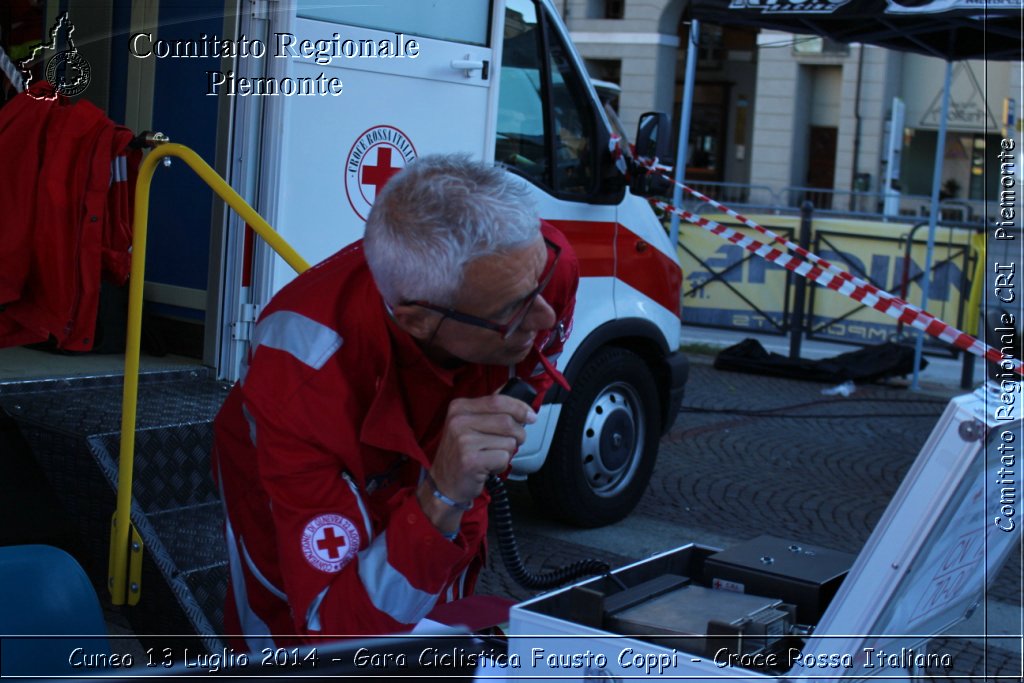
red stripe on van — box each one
[547,220,681,317]
[615,226,682,316]
[546,220,616,277]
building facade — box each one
[559,0,1021,220]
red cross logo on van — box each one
[361,148,402,195]
[345,125,418,221]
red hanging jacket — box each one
[0,82,139,350]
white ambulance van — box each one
[219,0,688,527]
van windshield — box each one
[496,0,599,197]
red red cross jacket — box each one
[0,81,138,350]
[212,222,578,648]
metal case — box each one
[607,584,795,656]
[703,535,855,623]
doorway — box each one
[805,125,837,209]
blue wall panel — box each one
[145,1,224,320]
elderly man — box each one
[212,154,578,647]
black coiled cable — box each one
[486,475,609,590]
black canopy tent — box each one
[688,0,1022,387]
[688,0,1021,61]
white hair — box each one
[363,153,540,307]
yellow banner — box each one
[678,215,976,345]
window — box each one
[697,24,724,67]
[297,0,491,46]
[547,23,598,194]
[678,83,729,181]
[791,36,850,56]
[585,59,622,111]
[586,0,625,19]
[901,130,1000,202]
[497,0,599,198]
[497,0,547,187]
[604,0,625,19]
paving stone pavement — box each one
[480,357,1023,680]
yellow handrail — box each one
[109,142,310,605]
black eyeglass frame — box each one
[403,238,561,340]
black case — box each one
[703,534,855,623]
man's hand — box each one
[417,394,537,535]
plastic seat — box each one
[0,544,111,677]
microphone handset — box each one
[485,378,609,590]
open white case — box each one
[509,383,1021,681]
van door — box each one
[493,0,622,464]
[222,1,498,380]
[495,0,621,361]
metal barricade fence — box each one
[805,221,978,353]
[680,179,779,210]
[670,197,986,386]
[680,181,989,225]
[780,186,877,213]
[780,187,988,224]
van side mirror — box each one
[635,112,672,161]
[631,112,674,197]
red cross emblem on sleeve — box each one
[301,514,361,573]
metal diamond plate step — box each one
[0,368,231,652]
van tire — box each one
[528,346,659,527]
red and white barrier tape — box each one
[645,158,857,285]
[609,135,628,176]
[647,188,1021,377]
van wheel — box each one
[528,347,659,528]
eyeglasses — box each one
[405,238,561,339]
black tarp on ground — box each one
[714,338,927,384]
